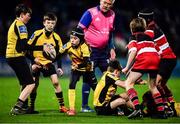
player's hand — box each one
[57,68,64,76]
[122,67,128,74]
[72,63,78,70]
[34,58,41,65]
[32,64,41,72]
[110,49,116,60]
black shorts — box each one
[7,56,34,85]
[69,70,97,90]
[32,63,57,77]
[158,58,177,80]
[94,95,120,115]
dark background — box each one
[0,0,180,58]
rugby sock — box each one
[82,83,90,107]
[15,98,25,108]
[55,92,65,107]
[30,92,37,109]
[163,85,175,103]
[127,88,140,110]
[157,85,167,104]
[68,89,75,110]
[152,92,165,113]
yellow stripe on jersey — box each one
[93,71,119,107]
[6,19,28,58]
[28,29,62,65]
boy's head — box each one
[43,12,57,32]
[15,4,32,24]
[70,27,84,47]
[130,17,146,33]
[108,59,122,73]
[138,8,154,24]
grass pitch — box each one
[0,76,180,123]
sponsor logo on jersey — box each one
[18,25,27,33]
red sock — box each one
[152,93,165,112]
[127,88,140,110]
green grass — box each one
[0,76,180,123]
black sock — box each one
[15,99,25,108]
[55,92,64,106]
[30,92,37,109]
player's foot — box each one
[165,105,174,117]
[81,106,94,113]
[59,106,68,113]
[117,107,124,116]
[26,106,39,114]
[67,109,76,116]
[128,109,143,119]
[10,106,27,115]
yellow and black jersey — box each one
[6,19,28,58]
[59,41,91,71]
[93,71,120,107]
[28,29,62,65]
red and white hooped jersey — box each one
[127,32,160,70]
[145,21,176,59]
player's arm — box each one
[15,29,43,53]
[76,57,91,68]
[115,80,126,89]
[59,42,71,54]
[109,32,116,60]
[122,38,137,74]
[77,43,91,69]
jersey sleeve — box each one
[127,36,137,53]
[106,73,119,85]
[81,43,90,57]
[59,41,71,54]
[27,33,35,45]
[16,23,28,39]
[78,10,92,29]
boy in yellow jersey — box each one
[59,27,97,116]
[27,12,67,113]
[6,4,46,115]
[94,59,133,116]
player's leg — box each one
[50,73,68,113]
[27,76,39,114]
[148,71,167,119]
[157,59,177,116]
[67,70,81,116]
[81,60,98,112]
[7,57,35,115]
[27,64,41,114]
[125,71,143,119]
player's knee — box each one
[53,82,59,88]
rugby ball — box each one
[43,44,56,61]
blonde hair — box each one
[130,17,146,33]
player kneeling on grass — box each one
[26,12,68,114]
[59,27,98,116]
[94,59,134,116]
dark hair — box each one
[43,12,57,22]
[138,8,154,24]
[15,4,32,17]
[70,27,84,42]
[130,17,146,33]
[108,59,122,72]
